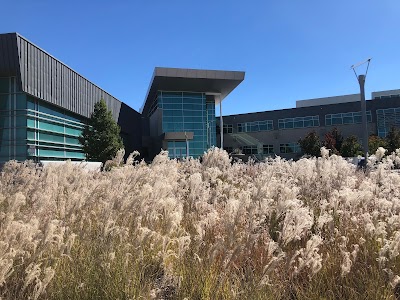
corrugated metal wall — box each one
[0,33,20,77]
[15,34,122,120]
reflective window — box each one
[263,144,274,154]
[325,111,372,126]
[223,124,233,134]
[1,86,85,163]
[279,116,319,129]
[242,145,258,155]
[376,107,400,137]
[159,92,215,159]
[280,143,301,154]
[238,120,273,132]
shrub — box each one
[341,135,363,157]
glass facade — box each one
[157,91,216,159]
[0,76,85,163]
[278,116,319,129]
[238,120,273,132]
[325,111,372,126]
[376,107,400,137]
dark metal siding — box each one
[1,33,142,153]
[118,103,143,155]
[15,34,122,120]
[0,33,20,77]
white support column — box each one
[220,99,223,149]
[185,131,189,159]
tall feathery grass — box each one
[1,147,400,299]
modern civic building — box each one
[0,33,141,163]
[140,67,244,159]
[219,90,400,160]
[1,32,400,163]
[0,33,244,163]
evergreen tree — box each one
[298,130,321,157]
[385,126,400,154]
[79,99,123,163]
[340,135,362,157]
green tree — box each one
[298,130,321,157]
[368,135,387,155]
[79,99,123,163]
[340,135,362,157]
[385,126,400,154]
[323,127,344,155]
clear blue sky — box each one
[1,0,399,116]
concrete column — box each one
[358,74,368,158]
[185,132,189,159]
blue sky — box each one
[1,0,399,116]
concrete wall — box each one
[296,94,360,108]
[372,89,400,99]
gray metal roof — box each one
[141,67,245,114]
[0,32,129,120]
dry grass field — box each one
[1,147,400,299]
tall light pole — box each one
[351,58,371,159]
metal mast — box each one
[351,58,371,159]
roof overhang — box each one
[141,67,245,114]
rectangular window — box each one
[376,107,400,137]
[278,116,319,129]
[325,111,372,126]
[263,144,274,154]
[237,120,273,132]
[242,145,258,155]
[0,95,86,162]
[223,124,233,134]
[280,143,301,154]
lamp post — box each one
[351,58,371,159]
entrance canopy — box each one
[141,67,245,114]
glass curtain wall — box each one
[0,76,85,163]
[0,77,27,162]
[158,91,216,158]
[26,97,85,160]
